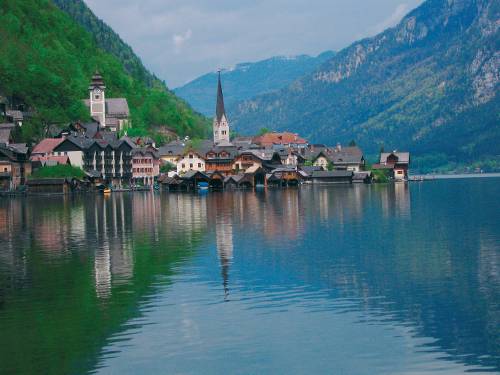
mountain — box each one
[0,0,208,143]
[174,52,335,116]
[231,0,499,167]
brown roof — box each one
[30,155,70,165]
[253,132,307,146]
[32,138,64,154]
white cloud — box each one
[371,3,411,34]
[173,29,193,53]
[85,0,424,87]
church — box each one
[84,72,130,132]
[212,72,232,146]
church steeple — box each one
[216,71,226,122]
[213,71,230,145]
[89,71,106,128]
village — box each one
[0,72,410,194]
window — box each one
[94,94,100,100]
[182,163,185,168]
[190,163,193,168]
[3,168,7,172]
[189,154,193,159]
[198,163,202,168]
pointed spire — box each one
[215,70,226,122]
[89,71,106,91]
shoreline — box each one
[410,172,500,180]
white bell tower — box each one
[89,72,106,128]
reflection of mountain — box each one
[0,181,498,373]
[223,182,499,370]
[0,195,207,375]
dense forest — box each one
[0,0,209,144]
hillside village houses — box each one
[1,71,410,193]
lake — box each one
[0,179,499,374]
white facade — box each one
[313,156,330,170]
[90,88,106,128]
[177,152,206,174]
[213,114,230,144]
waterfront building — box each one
[213,72,231,145]
[205,146,238,175]
[158,140,187,166]
[131,148,160,186]
[84,72,130,132]
[177,150,206,174]
[373,151,411,180]
[0,142,31,191]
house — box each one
[266,167,304,187]
[330,146,365,172]
[51,135,93,168]
[310,170,353,184]
[353,171,373,183]
[31,138,64,157]
[132,148,160,186]
[373,152,410,180]
[0,143,31,191]
[158,140,186,165]
[311,145,365,172]
[205,146,238,175]
[26,178,73,194]
[232,150,282,173]
[177,150,206,174]
[253,132,308,149]
[0,123,14,145]
[83,72,130,132]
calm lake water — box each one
[0,179,499,374]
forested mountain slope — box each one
[0,0,208,142]
[231,0,499,167]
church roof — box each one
[215,71,226,122]
[88,72,106,90]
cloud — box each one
[371,3,411,34]
[173,29,192,53]
[85,0,424,87]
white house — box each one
[176,150,206,174]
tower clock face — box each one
[94,88,101,94]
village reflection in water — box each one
[0,180,498,375]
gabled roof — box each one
[0,128,12,144]
[380,152,410,164]
[253,132,308,146]
[158,142,186,157]
[32,138,64,154]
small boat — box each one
[197,182,209,190]
[103,188,112,194]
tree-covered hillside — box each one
[232,0,499,169]
[0,0,209,143]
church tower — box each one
[89,72,106,128]
[213,71,230,145]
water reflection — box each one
[0,180,499,374]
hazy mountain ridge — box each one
[231,0,499,164]
[174,51,335,116]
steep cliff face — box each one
[232,0,499,163]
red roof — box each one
[30,155,70,165]
[253,132,307,146]
[32,138,64,154]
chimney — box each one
[336,143,342,152]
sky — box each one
[85,0,424,88]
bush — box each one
[31,164,85,179]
